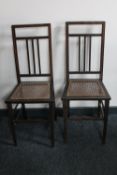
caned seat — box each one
[5,23,55,147]
[67,79,110,99]
[62,21,111,144]
[7,82,50,102]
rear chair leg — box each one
[54,101,57,121]
[102,100,109,144]
[22,103,27,119]
[63,100,68,143]
[49,102,55,147]
[98,100,101,118]
[67,101,70,118]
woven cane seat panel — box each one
[67,79,108,98]
[10,82,50,101]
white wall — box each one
[0,0,117,108]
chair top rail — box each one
[12,23,50,28]
[66,21,105,25]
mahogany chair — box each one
[62,21,111,144]
[5,23,55,146]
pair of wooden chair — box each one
[5,21,111,147]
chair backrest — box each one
[65,21,105,83]
[12,23,53,84]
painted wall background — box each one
[0,0,117,108]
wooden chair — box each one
[5,23,55,146]
[62,21,111,144]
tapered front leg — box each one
[7,103,17,146]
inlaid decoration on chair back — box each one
[66,21,105,81]
[12,24,53,83]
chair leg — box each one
[67,101,70,118]
[55,110,57,121]
[53,102,57,121]
[102,100,109,144]
[49,102,55,147]
[63,100,68,143]
[98,100,101,118]
[22,103,27,119]
[7,103,17,146]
